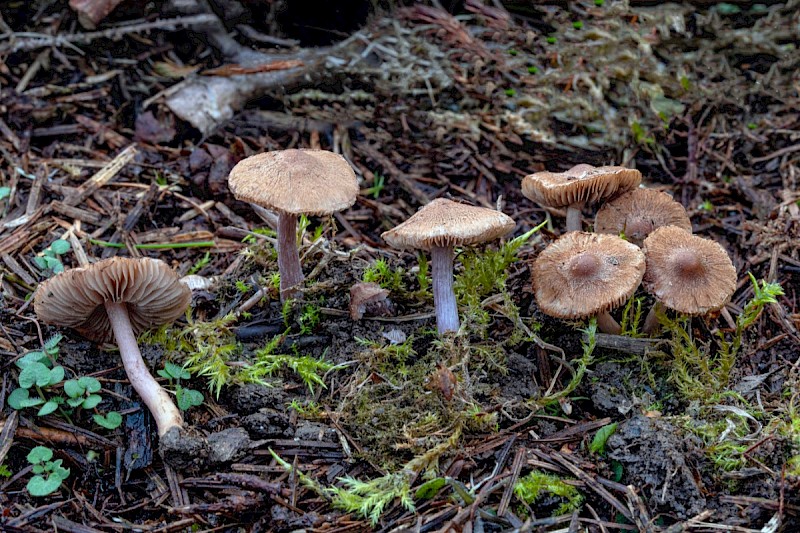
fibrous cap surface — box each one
[227,149,358,215]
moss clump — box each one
[514,470,583,516]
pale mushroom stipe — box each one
[34,257,191,438]
[227,149,359,302]
[382,198,515,334]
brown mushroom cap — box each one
[595,188,692,247]
[642,226,736,315]
[34,257,191,343]
[532,232,646,319]
[349,282,391,320]
[227,149,358,215]
[521,164,642,208]
[381,198,515,251]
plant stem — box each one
[431,245,459,334]
[278,211,304,302]
[105,301,183,437]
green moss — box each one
[514,471,583,516]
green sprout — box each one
[157,361,204,411]
[527,66,539,74]
[33,239,71,276]
[26,446,70,497]
[364,173,386,199]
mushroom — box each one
[641,225,737,334]
[33,257,191,437]
[349,282,392,320]
[531,232,646,334]
[381,198,515,334]
[595,188,692,247]
[522,164,641,232]
[227,149,359,301]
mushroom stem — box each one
[643,302,662,335]
[596,311,621,335]
[431,245,460,334]
[277,211,304,301]
[105,301,184,437]
[565,203,583,232]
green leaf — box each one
[48,366,65,386]
[415,478,447,500]
[32,464,45,474]
[589,422,618,455]
[156,369,172,380]
[8,388,32,409]
[16,351,47,369]
[27,474,64,496]
[164,361,190,380]
[33,256,48,269]
[0,186,10,200]
[611,460,624,482]
[27,446,53,464]
[37,400,59,416]
[176,387,203,411]
[19,397,46,408]
[43,255,62,268]
[49,240,71,255]
[67,397,86,408]
[63,379,83,398]
[94,411,123,429]
[79,376,101,393]
[44,334,63,353]
[19,362,52,388]
[82,395,102,409]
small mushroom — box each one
[227,149,358,301]
[595,188,692,247]
[34,257,191,438]
[381,198,515,334]
[522,164,641,232]
[349,282,392,320]
[641,225,737,334]
[531,232,646,334]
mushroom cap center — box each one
[673,249,703,277]
[569,252,601,277]
[626,216,653,241]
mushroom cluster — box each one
[29,151,740,457]
[524,163,737,333]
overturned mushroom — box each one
[227,149,358,301]
[381,198,515,334]
[349,282,392,320]
[641,225,737,334]
[522,164,641,232]
[595,188,692,247]
[531,232,646,334]
[34,257,191,438]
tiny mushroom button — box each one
[522,164,641,232]
[34,257,191,438]
[227,149,359,301]
[595,188,692,247]
[381,198,515,335]
[641,225,737,333]
[531,232,646,334]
